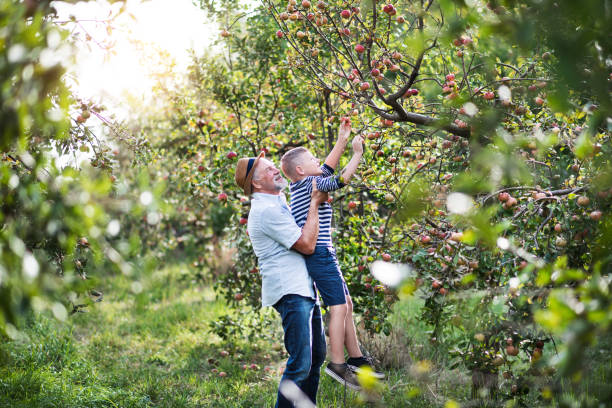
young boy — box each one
[280,119,384,390]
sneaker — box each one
[324,362,362,390]
[347,356,385,379]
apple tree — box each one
[0,0,160,336]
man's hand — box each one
[338,117,352,143]
[352,134,364,155]
[311,179,329,205]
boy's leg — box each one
[343,294,363,358]
[328,303,348,364]
[342,291,386,379]
[305,246,349,365]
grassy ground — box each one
[1,262,608,407]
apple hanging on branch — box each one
[262,0,472,138]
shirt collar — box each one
[252,192,282,202]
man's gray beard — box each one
[274,177,288,191]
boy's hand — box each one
[338,117,352,143]
[311,179,329,205]
[351,134,364,155]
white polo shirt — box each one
[247,192,316,307]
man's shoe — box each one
[324,362,362,390]
[347,356,385,379]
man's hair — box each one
[280,147,308,180]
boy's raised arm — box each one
[339,135,364,184]
[324,117,351,171]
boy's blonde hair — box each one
[280,147,309,180]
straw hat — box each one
[234,151,265,195]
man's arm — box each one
[338,135,364,184]
[324,118,351,170]
[292,180,328,255]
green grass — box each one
[0,262,608,407]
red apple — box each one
[227,151,237,159]
[554,223,563,232]
[348,201,357,209]
[341,9,351,18]
[420,235,432,244]
[276,30,284,38]
[498,192,510,202]
[505,196,518,208]
[370,68,380,77]
[439,288,448,295]
[383,4,395,14]
[535,96,544,106]
[218,192,228,201]
[382,253,392,261]
[234,293,244,301]
[302,0,311,8]
[239,217,248,225]
[360,82,370,91]
[577,196,590,207]
[355,44,365,53]
[589,210,602,221]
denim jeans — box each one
[273,294,327,408]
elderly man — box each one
[235,152,329,408]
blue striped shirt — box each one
[289,164,345,247]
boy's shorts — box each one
[305,245,349,306]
